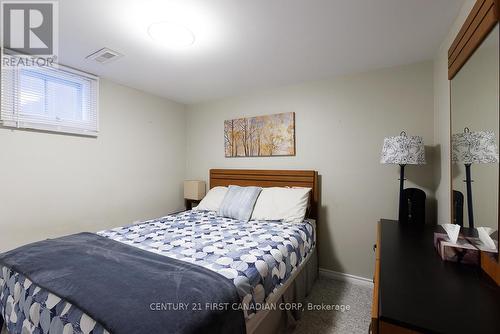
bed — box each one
[0,169,319,334]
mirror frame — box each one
[448,0,500,284]
[448,0,499,80]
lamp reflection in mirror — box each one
[452,128,499,228]
[380,131,426,222]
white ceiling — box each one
[59,0,464,104]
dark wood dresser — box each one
[371,219,500,334]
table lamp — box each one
[184,180,206,209]
[452,128,499,228]
[381,131,426,222]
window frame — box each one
[1,58,100,137]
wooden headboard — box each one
[209,169,319,219]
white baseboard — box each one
[319,268,374,287]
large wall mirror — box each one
[451,25,499,233]
[449,0,500,284]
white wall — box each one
[0,79,186,251]
[185,61,435,279]
[433,0,476,224]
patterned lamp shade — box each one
[380,133,426,165]
[452,129,499,164]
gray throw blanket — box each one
[0,233,246,334]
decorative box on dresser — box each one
[370,220,500,334]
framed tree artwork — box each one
[224,112,296,157]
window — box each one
[1,58,99,136]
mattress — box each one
[0,210,316,333]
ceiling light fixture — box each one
[147,21,195,48]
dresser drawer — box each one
[379,321,419,333]
[373,222,422,334]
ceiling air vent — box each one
[86,48,123,64]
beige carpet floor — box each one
[292,277,373,334]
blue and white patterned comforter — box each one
[0,210,315,333]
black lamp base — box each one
[398,164,406,223]
[464,163,474,229]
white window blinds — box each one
[1,58,99,136]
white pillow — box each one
[251,187,311,223]
[194,186,228,212]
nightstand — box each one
[185,199,200,210]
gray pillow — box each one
[218,185,262,222]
